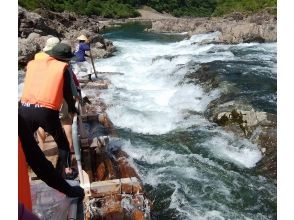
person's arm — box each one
[63,68,78,114]
[68,67,79,98]
[69,66,80,87]
[18,113,84,198]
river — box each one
[93,22,277,220]
[18,22,277,220]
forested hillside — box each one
[19,0,277,18]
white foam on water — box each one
[201,131,262,168]
[90,31,267,170]
[97,34,225,135]
[169,183,227,220]
[116,128,271,219]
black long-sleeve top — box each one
[63,68,76,113]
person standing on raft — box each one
[73,34,94,81]
[19,43,79,178]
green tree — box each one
[19,0,277,18]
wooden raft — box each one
[30,79,151,220]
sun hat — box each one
[46,43,74,61]
[77,35,88,41]
[43,37,60,52]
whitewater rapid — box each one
[88,29,276,219]
[18,28,277,219]
[89,31,276,170]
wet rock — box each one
[211,107,277,180]
[255,127,277,180]
[183,63,220,92]
[213,109,275,137]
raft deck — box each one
[29,79,151,220]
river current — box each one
[18,22,277,220]
[95,23,277,220]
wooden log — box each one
[82,149,93,181]
[131,177,143,194]
[121,178,133,194]
[90,179,121,197]
[113,150,140,179]
[78,115,88,138]
[96,162,106,180]
[104,157,117,180]
[132,210,146,220]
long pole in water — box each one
[72,114,84,186]
[68,118,79,220]
[89,44,98,79]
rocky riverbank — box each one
[18,6,116,67]
[144,9,276,44]
[18,6,276,66]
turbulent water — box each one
[18,22,277,220]
[91,23,277,220]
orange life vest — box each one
[18,138,32,211]
[21,56,68,110]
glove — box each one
[66,185,85,199]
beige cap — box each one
[43,37,60,52]
[77,34,88,41]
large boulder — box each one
[212,107,277,180]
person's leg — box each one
[18,106,41,134]
[39,108,72,176]
[85,61,93,81]
[62,123,73,152]
[59,101,74,152]
[36,127,46,149]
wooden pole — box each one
[89,44,98,78]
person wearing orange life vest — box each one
[18,113,84,219]
[35,36,60,60]
[19,43,78,178]
[34,37,81,158]
[34,37,61,149]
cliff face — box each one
[18,6,116,67]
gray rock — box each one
[27,32,41,40]
[148,11,276,44]
[18,6,116,67]
[212,107,276,180]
